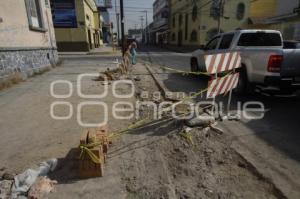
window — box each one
[25,0,45,31]
[172,33,176,41]
[219,34,234,49]
[179,14,183,27]
[190,30,197,42]
[206,36,221,50]
[210,1,220,20]
[237,33,282,46]
[192,6,198,21]
[172,16,176,28]
[185,13,188,40]
[236,3,245,20]
[45,0,49,7]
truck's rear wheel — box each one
[235,68,254,95]
[191,58,199,72]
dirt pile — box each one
[121,126,283,199]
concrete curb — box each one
[87,51,121,55]
[143,63,181,102]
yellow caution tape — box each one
[79,145,102,164]
[160,66,211,76]
[180,131,194,146]
[78,71,235,163]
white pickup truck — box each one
[190,29,300,93]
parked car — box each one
[191,29,300,93]
[283,40,300,49]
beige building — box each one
[169,0,250,47]
[0,0,58,81]
[51,0,103,52]
[248,0,300,40]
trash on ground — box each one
[11,159,57,199]
[185,115,216,127]
[27,176,57,199]
[0,180,13,199]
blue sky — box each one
[108,0,154,33]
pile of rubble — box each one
[0,159,57,199]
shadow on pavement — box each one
[48,148,81,184]
[233,93,300,163]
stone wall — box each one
[0,48,59,81]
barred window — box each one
[192,6,197,21]
[190,30,197,41]
[173,16,176,28]
[179,14,183,26]
[172,33,176,41]
[25,0,45,31]
[236,3,245,20]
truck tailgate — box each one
[281,49,300,77]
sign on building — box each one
[50,0,77,28]
[95,0,112,8]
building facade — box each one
[248,0,300,40]
[152,0,170,45]
[128,29,143,42]
[99,8,112,43]
[95,0,113,44]
[169,0,250,47]
[0,0,59,82]
[50,0,103,52]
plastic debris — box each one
[11,159,57,199]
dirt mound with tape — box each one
[120,124,283,199]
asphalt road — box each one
[138,46,192,71]
[138,45,300,198]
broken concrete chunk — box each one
[0,180,13,198]
[11,159,57,198]
[184,127,193,133]
[133,76,141,81]
[28,176,57,199]
[185,115,215,127]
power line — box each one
[115,6,153,10]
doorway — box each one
[87,29,92,50]
[178,30,183,46]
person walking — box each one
[130,42,137,65]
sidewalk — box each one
[88,44,121,55]
[58,44,121,56]
[0,56,135,199]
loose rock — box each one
[185,115,215,127]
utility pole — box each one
[120,0,125,56]
[116,13,120,44]
[140,16,144,43]
[115,0,120,45]
[141,10,149,44]
[217,0,225,34]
